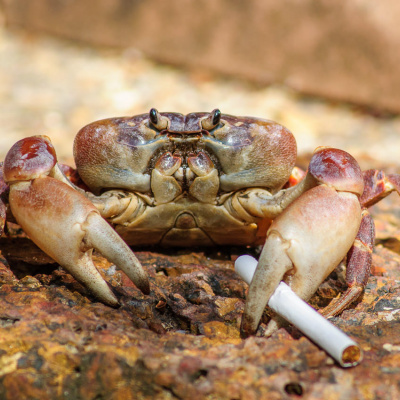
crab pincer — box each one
[241,147,369,337]
[3,136,149,306]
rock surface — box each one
[0,191,400,399]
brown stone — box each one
[2,0,400,112]
[0,162,400,398]
[0,219,399,398]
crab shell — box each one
[73,111,296,246]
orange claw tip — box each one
[3,136,57,184]
[309,147,364,196]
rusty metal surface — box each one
[0,194,399,399]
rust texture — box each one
[0,187,399,400]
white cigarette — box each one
[235,255,362,367]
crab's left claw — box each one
[3,136,149,306]
[241,148,366,337]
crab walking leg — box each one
[321,209,375,317]
[0,198,5,236]
[319,167,400,316]
[241,185,362,337]
[361,169,400,207]
[0,200,5,236]
[8,177,149,305]
[0,163,8,235]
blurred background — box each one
[1,0,400,168]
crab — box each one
[0,109,399,337]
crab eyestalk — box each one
[149,108,169,130]
[3,136,149,305]
[201,109,221,130]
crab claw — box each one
[3,136,149,306]
[241,148,364,337]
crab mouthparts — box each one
[165,130,208,143]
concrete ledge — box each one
[2,0,400,112]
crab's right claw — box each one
[241,148,365,337]
[3,136,149,306]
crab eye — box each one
[149,108,159,125]
[212,109,221,126]
[148,108,168,130]
[202,109,222,130]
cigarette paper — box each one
[235,255,362,367]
